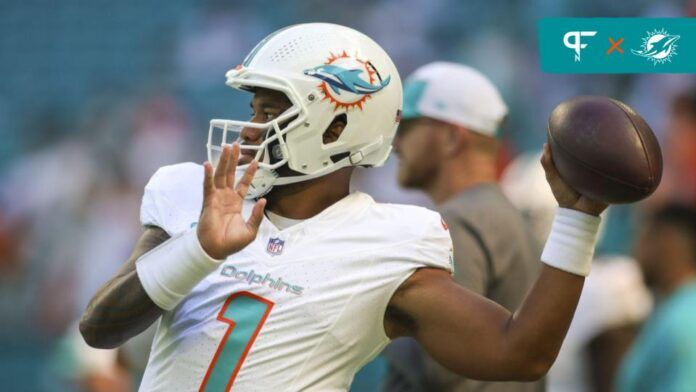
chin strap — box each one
[349,136,383,165]
[244,136,385,200]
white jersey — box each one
[138,163,453,392]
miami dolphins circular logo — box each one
[631,28,680,65]
[303,51,391,111]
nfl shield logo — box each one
[266,237,284,256]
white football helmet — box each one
[207,23,403,199]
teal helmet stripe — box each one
[242,25,294,67]
[401,80,427,120]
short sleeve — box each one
[359,205,455,346]
[444,216,489,295]
[140,179,163,228]
[414,212,454,274]
[139,162,205,235]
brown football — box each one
[547,96,663,204]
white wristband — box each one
[136,229,223,310]
[541,208,601,277]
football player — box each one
[80,23,607,391]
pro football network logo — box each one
[266,237,285,256]
[563,31,597,62]
[631,28,680,65]
[304,51,391,111]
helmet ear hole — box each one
[322,113,347,144]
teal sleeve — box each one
[669,320,696,391]
[617,320,671,391]
[618,311,696,392]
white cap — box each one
[402,62,508,137]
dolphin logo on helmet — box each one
[303,64,391,95]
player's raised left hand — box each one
[198,143,266,259]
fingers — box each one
[541,143,581,208]
[211,143,258,199]
[236,160,258,198]
[540,143,551,169]
[246,198,267,233]
[203,161,215,199]
[214,145,231,188]
[540,143,559,181]
[226,143,240,188]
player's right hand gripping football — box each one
[197,143,267,260]
[541,143,608,217]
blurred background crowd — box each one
[2,0,696,391]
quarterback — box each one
[81,23,607,391]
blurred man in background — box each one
[617,204,696,391]
[387,62,543,392]
[651,91,696,208]
[502,152,652,392]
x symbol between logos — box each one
[607,37,624,55]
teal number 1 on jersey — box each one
[199,292,274,391]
